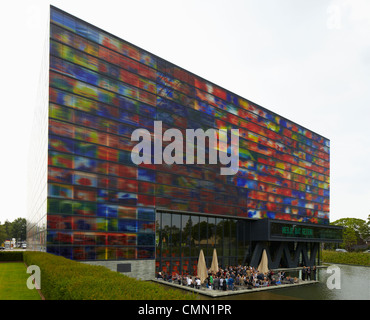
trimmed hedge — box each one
[322,250,370,266]
[23,251,197,300]
[0,251,24,261]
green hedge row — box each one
[23,251,196,300]
[322,250,370,266]
[0,251,23,261]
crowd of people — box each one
[156,265,317,291]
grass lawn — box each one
[0,262,41,300]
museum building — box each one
[27,6,342,280]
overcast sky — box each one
[0,0,369,224]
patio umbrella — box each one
[210,248,219,273]
[197,249,208,284]
[257,249,269,274]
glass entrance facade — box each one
[155,211,252,275]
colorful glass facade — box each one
[28,6,333,266]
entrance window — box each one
[156,211,251,275]
[171,214,181,258]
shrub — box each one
[322,250,370,266]
[0,251,23,261]
[23,251,197,300]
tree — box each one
[331,218,370,250]
[11,218,27,242]
[0,218,27,246]
[3,220,12,239]
[0,224,7,245]
[342,228,357,251]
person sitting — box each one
[285,276,294,284]
[157,272,163,280]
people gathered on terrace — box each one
[156,265,317,291]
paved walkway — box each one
[152,279,319,298]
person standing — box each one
[182,275,188,286]
[281,270,286,280]
[228,275,234,291]
[195,277,201,289]
[223,276,227,291]
[246,267,251,280]
[219,277,224,291]
[307,267,311,281]
[213,276,219,290]
[187,276,193,287]
[302,266,306,281]
[235,274,241,286]
[312,266,317,281]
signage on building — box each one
[282,226,314,237]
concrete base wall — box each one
[81,259,155,281]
